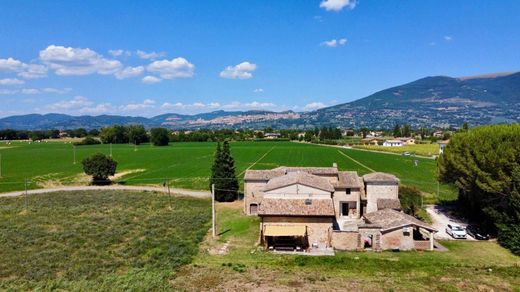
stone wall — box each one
[331,231,359,250]
[244,180,267,215]
[380,226,415,250]
[262,216,333,248]
[365,183,399,213]
[333,188,361,220]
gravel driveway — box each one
[425,204,475,240]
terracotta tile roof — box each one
[335,171,362,188]
[363,172,400,183]
[244,166,338,181]
[377,199,402,210]
[258,198,335,216]
[364,209,436,232]
[263,171,335,192]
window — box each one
[346,188,351,195]
[250,203,258,215]
[341,203,349,216]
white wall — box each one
[365,183,399,213]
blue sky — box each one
[0,0,519,117]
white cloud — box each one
[48,96,93,110]
[21,88,40,95]
[321,38,347,47]
[320,0,356,11]
[220,61,257,79]
[0,57,25,72]
[0,78,25,85]
[161,102,221,111]
[304,102,326,111]
[115,66,145,79]
[119,99,156,111]
[147,57,195,79]
[79,103,113,114]
[39,45,122,76]
[142,75,162,84]
[0,89,18,95]
[108,49,132,58]
[42,87,72,94]
[0,58,48,79]
[221,101,275,110]
[18,64,48,79]
[444,36,453,41]
[136,50,165,60]
[253,88,264,93]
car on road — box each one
[446,224,467,239]
[466,225,489,240]
[402,151,411,156]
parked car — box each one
[402,151,411,156]
[466,225,489,240]
[446,224,467,239]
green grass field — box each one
[172,203,520,291]
[0,140,456,202]
[353,143,440,157]
[0,190,211,290]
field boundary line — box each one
[239,146,276,176]
[337,150,376,172]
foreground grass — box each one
[353,143,440,157]
[0,190,211,290]
[171,203,520,291]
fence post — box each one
[212,184,216,238]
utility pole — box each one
[73,145,76,165]
[167,180,172,209]
[212,183,216,238]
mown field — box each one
[353,143,440,157]
[173,202,520,291]
[0,190,211,290]
[0,140,455,202]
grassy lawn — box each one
[172,203,520,291]
[0,190,211,290]
[0,140,456,203]
[353,143,440,157]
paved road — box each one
[0,185,211,198]
[426,204,475,240]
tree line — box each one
[438,124,520,255]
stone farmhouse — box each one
[244,165,436,252]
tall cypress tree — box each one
[209,141,239,202]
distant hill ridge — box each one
[1,71,519,130]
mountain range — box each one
[1,72,519,130]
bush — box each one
[150,128,170,146]
[399,185,422,216]
[82,153,117,185]
[73,136,101,146]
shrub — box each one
[82,153,117,185]
[73,136,101,146]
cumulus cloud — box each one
[0,78,25,85]
[321,38,347,47]
[0,89,18,95]
[142,75,162,84]
[147,57,195,79]
[221,101,275,110]
[39,45,122,76]
[444,35,453,41]
[304,102,326,111]
[136,50,165,60]
[220,62,257,79]
[115,66,145,79]
[48,96,93,110]
[253,88,264,93]
[79,103,113,114]
[21,88,41,95]
[119,99,156,111]
[42,87,72,94]
[0,58,48,79]
[320,0,356,11]
[161,102,221,111]
[108,49,132,57]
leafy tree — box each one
[393,124,401,137]
[150,128,170,146]
[82,153,117,185]
[438,124,520,255]
[403,124,411,137]
[74,136,101,146]
[399,186,422,216]
[209,141,239,202]
[88,129,100,136]
[462,122,469,132]
[128,125,148,145]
